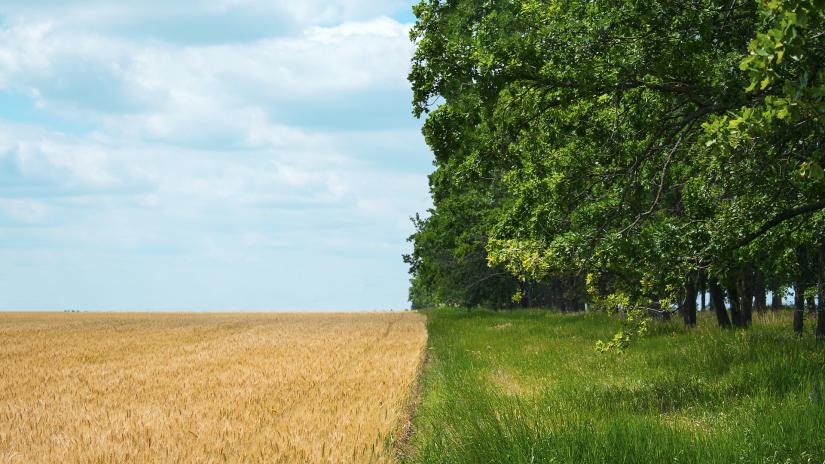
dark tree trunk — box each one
[740,268,753,327]
[771,285,783,311]
[754,270,767,312]
[709,279,731,328]
[698,271,707,311]
[556,279,565,311]
[795,278,806,335]
[558,279,568,312]
[795,249,807,335]
[802,248,818,314]
[572,277,586,312]
[818,304,825,341]
[818,241,825,341]
[682,274,697,327]
[727,284,746,328]
[520,281,529,308]
[741,287,753,326]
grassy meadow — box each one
[404,309,825,464]
[0,312,427,464]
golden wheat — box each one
[0,312,427,463]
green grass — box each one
[403,309,825,464]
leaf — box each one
[728,118,745,129]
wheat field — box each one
[0,312,427,463]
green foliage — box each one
[486,238,550,282]
[407,0,825,342]
[710,0,825,178]
[404,188,521,309]
[403,310,825,463]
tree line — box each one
[403,0,825,345]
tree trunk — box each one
[520,281,529,308]
[740,268,753,327]
[754,270,767,312]
[727,283,746,328]
[798,247,817,314]
[682,275,697,326]
[574,277,586,312]
[771,285,782,311]
[526,281,534,308]
[795,249,806,335]
[795,278,806,335]
[698,271,707,311]
[709,279,731,328]
[818,241,825,341]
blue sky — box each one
[0,1,431,311]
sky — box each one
[0,1,432,311]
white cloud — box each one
[1,18,409,93]
[0,1,431,310]
[0,120,429,246]
[0,1,414,43]
[0,15,415,138]
[0,198,50,223]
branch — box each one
[465,272,509,290]
[733,198,825,249]
[616,127,687,235]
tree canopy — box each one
[406,0,825,345]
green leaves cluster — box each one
[719,0,825,178]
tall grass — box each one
[404,309,825,463]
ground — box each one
[0,312,426,464]
[404,309,825,464]
[4,309,824,463]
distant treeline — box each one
[404,0,825,344]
